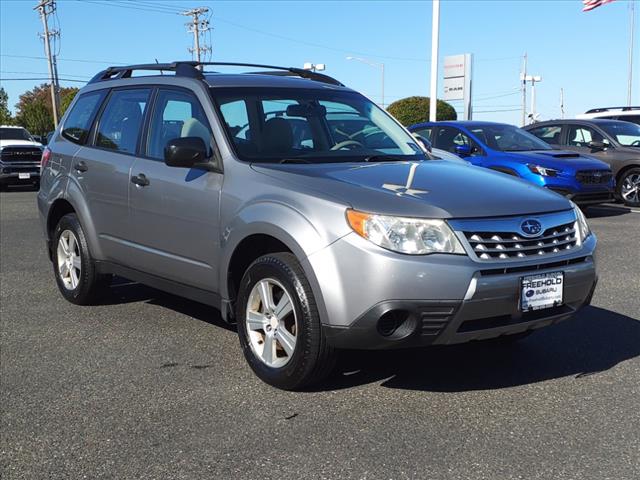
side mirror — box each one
[412,133,432,153]
[455,144,472,157]
[164,137,209,168]
[588,140,606,151]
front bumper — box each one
[0,162,41,183]
[546,187,614,205]
[307,229,597,350]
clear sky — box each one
[0,0,637,125]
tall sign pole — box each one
[429,0,440,121]
[521,52,527,127]
[628,0,635,106]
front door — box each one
[127,87,223,292]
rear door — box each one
[126,87,223,292]
[70,87,152,262]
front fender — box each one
[220,199,350,325]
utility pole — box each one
[528,75,542,123]
[560,88,565,119]
[429,0,440,121]
[520,52,527,127]
[628,0,635,106]
[34,0,60,127]
[182,7,211,65]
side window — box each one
[435,126,481,155]
[412,127,432,141]
[567,126,604,147]
[95,88,151,154]
[147,89,213,160]
[528,125,563,145]
[61,91,106,144]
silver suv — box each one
[38,62,598,390]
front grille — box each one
[464,221,578,261]
[419,304,458,336]
[0,146,42,163]
[576,169,612,185]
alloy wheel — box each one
[57,230,81,290]
[621,173,640,204]
[245,278,298,368]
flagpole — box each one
[628,0,635,106]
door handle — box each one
[131,173,150,187]
[74,161,88,173]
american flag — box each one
[582,0,616,12]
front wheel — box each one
[618,167,640,207]
[236,253,336,390]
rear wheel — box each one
[53,213,110,304]
[618,167,640,207]
[236,252,336,390]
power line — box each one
[0,77,86,83]
[0,70,91,79]
[1,54,127,65]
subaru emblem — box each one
[520,219,542,237]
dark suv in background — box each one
[525,119,640,207]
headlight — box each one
[572,203,591,245]
[346,209,465,255]
[527,164,560,177]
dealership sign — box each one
[443,53,473,119]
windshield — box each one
[0,127,33,141]
[469,124,552,152]
[211,87,425,163]
[599,122,640,147]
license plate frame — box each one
[520,271,564,311]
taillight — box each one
[41,147,51,170]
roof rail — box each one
[585,106,640,113]
[88,61,344,87]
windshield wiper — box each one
[279,158,312,164]
[363,155,421,162]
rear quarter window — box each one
[61,90,106,144]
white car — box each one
[0,126,43,189]
[577,107,640,126]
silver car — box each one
[38,62,598,390]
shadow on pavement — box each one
[320,306,640,392]
[585,204,633,218]
[100,277,235,333]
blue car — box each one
[409,121,615,205]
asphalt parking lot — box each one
[1,189,639,480]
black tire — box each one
[236,252,336,390]
[617,167,640,207]
[52,213,110,305]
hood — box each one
[252,160,572,219]
[0,139,43,148]
[502,150,611,170]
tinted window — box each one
[567,126,605,147]
[95,88,151,153]
[468,124,550,151]
[528,125,562,145]
[434,126,482,155]
[147,89,212,160]
[61,91,105,144]
[411,127,432,141]
[598,121,640,147]
[619,115,640,125]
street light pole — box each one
[346,56,385,108]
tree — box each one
[14,84,79,135]
[0,87,13,125]
[387,96,457,126]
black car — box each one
[525,119,640,207]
